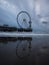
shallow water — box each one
[0,36,49,65]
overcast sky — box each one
[0,0,49,33]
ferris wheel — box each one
[17,11,32,29]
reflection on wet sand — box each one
[16,38,32,59]
[0,36,49,65]
[0,37,32,43]
[0,37,32,60]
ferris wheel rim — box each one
[17,11,31,28]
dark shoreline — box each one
[0,37,32,43]
[0,26,32,32]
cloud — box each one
[0,0,20,15]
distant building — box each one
[0,24,17,32]
[0,24,32,32]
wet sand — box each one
[0,36,49,65]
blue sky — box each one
[0,0,49,33]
